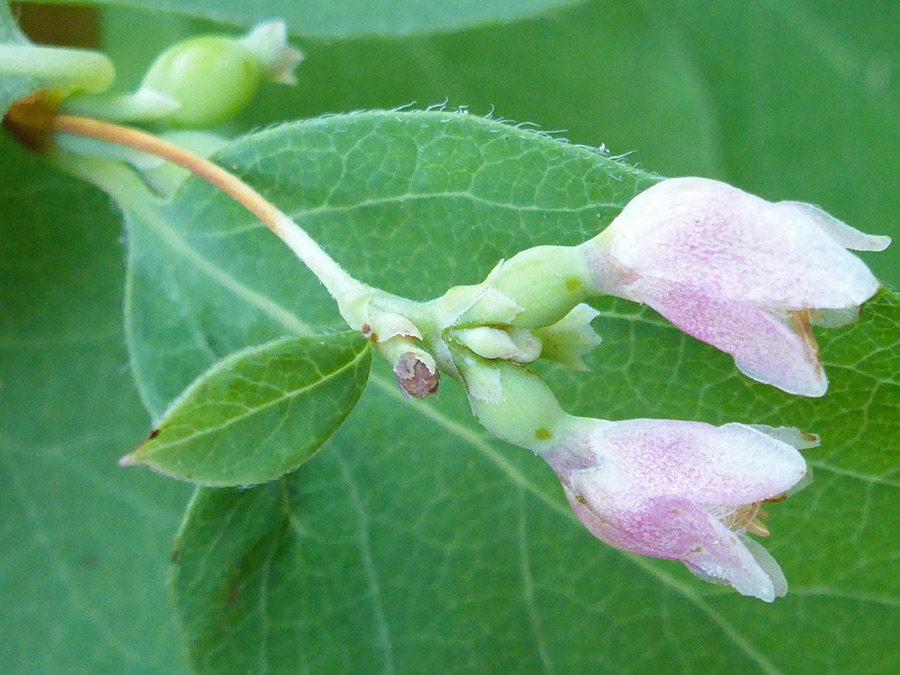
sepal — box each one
[533,303,602,371]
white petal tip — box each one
[267,46,304,86]
[779,201,891,252]
[686,536,788,602]
[735,359,828,398]
[118,452,138,467]
[845,233,892,252]
[746,424,821,450]
[867,234,892,252]
[810,306,861,329]
[247,19,288,43]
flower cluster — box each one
[399,177,888,601]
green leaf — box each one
[169,294,900,675]
[0,2,36,118]
[0,133,190,673]
[124,334,372,486]
[111,110,900,672]
[21,0,585,38]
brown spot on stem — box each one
[148,428,160,440]
[535,428,552,441]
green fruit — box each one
[140,36,263,127]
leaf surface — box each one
[125,334,372,486]
[113,111,900,673]
[0,134,190,674]
[18,0,585,38]
[170,294,900,675]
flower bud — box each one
[455,352,566,453]
[459,245,593,329]
[138,20,302,127]
[450,325,541,363]
[542,417,812,601]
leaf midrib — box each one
[146,343,370,453]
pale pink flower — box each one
[585,178,890,396]
[542,418,813,601]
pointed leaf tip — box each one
[117,452,139,467]
[128,334,371,486]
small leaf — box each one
[122,334,372,486]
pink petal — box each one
[606,178,882,310]
[681,519,787,602]
[564,490,785,601]
[628,275,828,397]
[566,419,808,506]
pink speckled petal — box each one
[631,276,828,396]
[680,518,787,602]
[606,178,883,309]
[573,419,808,505]
[564,490,785,602]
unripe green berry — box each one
[137,20,301,128]
[140,37,263,127]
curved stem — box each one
[48,113,368,305]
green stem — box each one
[0,44,114,93]
[46,114,371,321]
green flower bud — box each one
[455,351,567,453]
[138,20,302,127]
[458,245,593,329]
[450,325,541,363]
